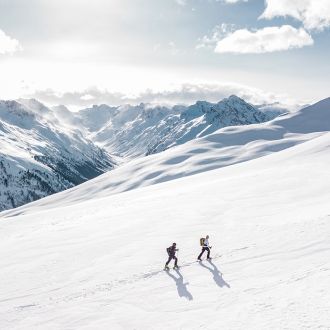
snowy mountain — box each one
[77,103,176,158]
[8,97,328,213]
[0,98,329,329]
[78,95,279,158]
[0,99,116,211]
[0,95,281,212]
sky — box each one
[0,0,329,109]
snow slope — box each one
[0,129,329,329]
[5,97,328,215]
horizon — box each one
[4,93,322,113]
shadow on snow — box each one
[199,259,230,288]
[165,268,193,301]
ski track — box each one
[1,214,330,330]
[2,254,226,312]
[3,239,329,310]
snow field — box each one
[0,132,329,329]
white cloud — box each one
[261,0,330,31]
[0,29,22,54]
[214,25,313,54]
[80,94,95,101]
[197,23,236,49]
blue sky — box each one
[0,0,329,108]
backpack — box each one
[166,247,171,255]
[200,238,205,246]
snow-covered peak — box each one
[0,99,117,211]
[17,98,51,115]
[0,100,36,129]
[51,105,84,128]
[78,104,118,132]
[216,94,256,112]
[181,95,261,119]
[220,94,246,104]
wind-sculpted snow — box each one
[0,99,116,211]
[5,97,328,215]
[0,131,329,329]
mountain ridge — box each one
[0,99,116,211]
[3,96,328,217]
[77,95,281,158]
[0,94,292,212]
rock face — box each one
[0,99,116,211]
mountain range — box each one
[78,95,281,158]
[0,95,284,211]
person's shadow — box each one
[165,269,193,300]
[199,259,230,288]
